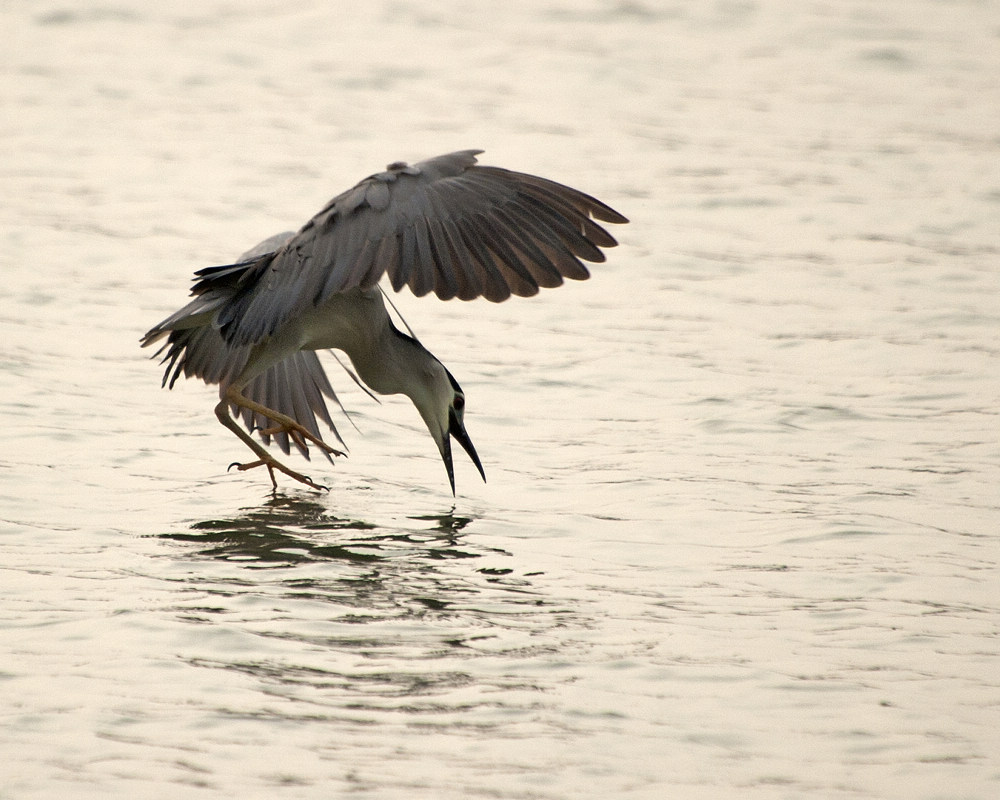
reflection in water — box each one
[409,511,477,536]
[155,496,576,721]
[158,494,491,566]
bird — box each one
[141,149,628,492]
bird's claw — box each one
[257,422,345,458]
[226,457,329,492]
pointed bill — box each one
[439,407,486,495]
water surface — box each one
[3,1,999,798]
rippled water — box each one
[3,1,999,798]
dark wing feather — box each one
[216,150,627,348]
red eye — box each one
[454,395,465,410]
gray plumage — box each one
[142,149,628,491]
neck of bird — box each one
[350,323,436,399]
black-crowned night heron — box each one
[142,150,628,492]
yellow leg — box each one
[214,399,331,492]
[258,424,309,455]
[223,385,346,459]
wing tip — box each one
[592,205,629,225]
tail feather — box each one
[142,255,348,459]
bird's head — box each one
[409,358,486,495]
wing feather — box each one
[144,292,348,460]
[204,150,625,348]
[450,215,511,302]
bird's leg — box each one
[257,423,310,455]
[228,458,277,487]
[214,400,329,491]
[222,385,345,458]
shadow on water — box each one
[158,493,498,567]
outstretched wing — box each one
[210,149,628,348]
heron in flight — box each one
[142,150,627,492]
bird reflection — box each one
[159,494,492,567]
[157,497,574,719]
[409,509,476,536]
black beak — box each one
[442,408,486,495]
